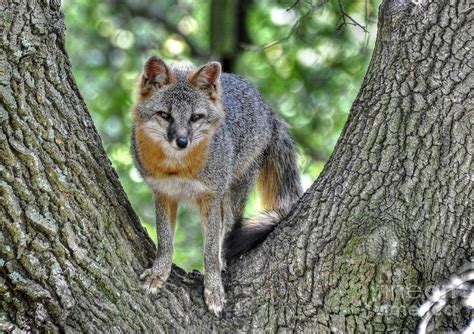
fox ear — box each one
[139,56,175,96]
[189,62,222,101]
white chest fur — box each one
[145,177,208,202]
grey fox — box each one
[131,56,302,316]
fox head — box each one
[134,56,224,152]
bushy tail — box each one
[224,119,302,259]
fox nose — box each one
[176,136,188,149]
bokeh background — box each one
[62,0,381,271]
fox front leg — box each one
[141,195,176,293]
[201,196,226,316]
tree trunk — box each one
[210,0,252,72]
[0,0,471,332]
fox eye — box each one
[190,114,204,122]
[157,111,172,121]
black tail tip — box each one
[224,221,277,260]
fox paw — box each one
[140,267,170,294]
[204,284,225,316]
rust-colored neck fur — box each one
[134,125,209,179]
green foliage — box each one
[62,0,380,271]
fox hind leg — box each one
[229,165,260,226]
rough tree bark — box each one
[0,0,472,332]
